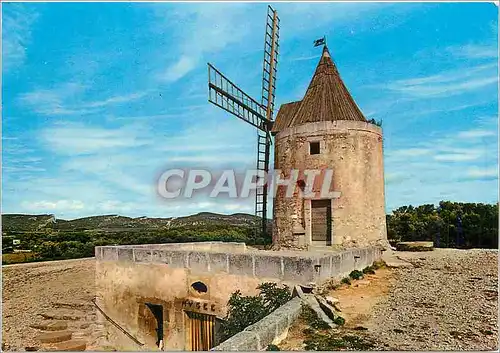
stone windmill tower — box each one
[271,45,388,250]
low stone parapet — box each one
[212,297,303,351]
[95,242,382,286]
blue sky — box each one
[2,2,498,219]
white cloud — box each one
[21,200,85,211]
[156,2,396,83]
[289,54,321,62]
[384,123,498,211]
[162,55,198,83]
[86,91,151,108]
[156,3,251,82]
[2,4,39,71]
[2,165,46,173]
[466,167,498,178]
[433,153,482,162]
[41,123,151,155]
[19,83,151,116]
[450,44,498,60]
[387,148,431,158]
[457,129,497,139]
[383,63,498,98]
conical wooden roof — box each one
[272,46,366,133]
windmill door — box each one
[311,200,332,244]
[186,311,216,351]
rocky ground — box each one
[2,258,106,351]
[368,249,498,351]
[281,248,498,351]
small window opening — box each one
[310,141,320,155]
[191,281,208,293]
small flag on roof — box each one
[313,36,326,47]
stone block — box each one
[36,330,72,343]
[396,241,434,252]
[247,319,278,350]
[51,340,87,351]
[160,251,187,268]
[101,247,118,261]
[317,255,332,282]
[340,250,354,274]
[151,250,171,264]
[331,254,342,277]
[228,254,254,276]
[117,248,133,262]
[253,255,282,280]
[133,249,151,263]
[351,248,363,270]
[188,251,210,273]
[30,321,68,331]
[233,332,260,351]
[282,256,315,284]
[94,247,102,259]
[315,295,341,321]
[209,253,229,273]
[214,331,259,351]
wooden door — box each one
[187,311,216,351]
[311,200,332,244]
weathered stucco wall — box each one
[273,120,387,249]
[94,243,382,351]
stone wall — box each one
[273,120,387,249]
[95,243,382,351]
[212,297,303,351]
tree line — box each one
[2,201,497,264]
[386,201,498,249]
[2,224,268,264]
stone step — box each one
[48,340,87,351]
[38,310,83,321]
[51,301,94,311]
[30,321,68,331]
[35,330,73,344]
[395,241,434,252]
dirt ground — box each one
[2,258,105,351]
[279,267,394,351]
[280,249,498,351]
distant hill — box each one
[1,214,56,232]
[2,212,269,233]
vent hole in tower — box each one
[310,141,320,155]
[191,281,208,293]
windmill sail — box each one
[207,6,280,240]
[208,64,270,132]
[255,6,280,237]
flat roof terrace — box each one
[95,242,382,286]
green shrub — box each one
[341,277,351,285]
[302,328,315,335]
[333,316,345,326]
[219,282,291,342]
[349,270,363,280]
[304,333,375,351]
[372,260,386,269]
[362,266,376,275]
[300,304,330,330]
[266,344,280,351]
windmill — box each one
[207,5,280,238]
